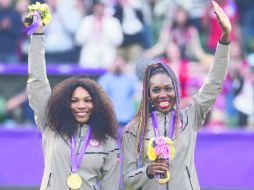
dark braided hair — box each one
[131,62,181,165]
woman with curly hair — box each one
[27,16,120,190]
[122,1,231,190]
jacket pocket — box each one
[186,166,193,190]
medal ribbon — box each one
[138,110,176,167]
[70,127,92,173]
[151,110,176,183]
[24,12,40,35]
[151,110,176,138]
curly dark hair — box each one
[46,76,118,141]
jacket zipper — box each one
[46,173,52,189]
[186,166,193,190]
[164,114,167,136]
[165,114,169,190]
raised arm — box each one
[27,19,51,133]
[187,1,232,129]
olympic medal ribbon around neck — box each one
[67,127,92,189]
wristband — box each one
[33,33,44,35]
[219,39,230,45]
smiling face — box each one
[149,73,176,113]
[70,87,94,124]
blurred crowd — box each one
[0,0,253,129]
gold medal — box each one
[157,171,171,184]
[67,173,82,189]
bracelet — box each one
[146,166,154,179]
[33,33,44,35]
[219,39,230,45]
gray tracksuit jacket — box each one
[27,35,120,190]
[122,42,230,190]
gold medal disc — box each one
[157,171,171,184]
[67,173,82,189]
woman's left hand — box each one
[212,0,232,44]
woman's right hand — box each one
[33,12,43,33]
[24,11,44,33]
[147,159,169,177]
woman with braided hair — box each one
[122,1,231,190]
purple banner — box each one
[0,127,254,189]
[195,129,254,189]
[0,127,43,186]
[0,64,106,76]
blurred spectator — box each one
[84,0,116,15]
[98,55,139,127]
[75,0,123,68]
[145,6,213,66]
[113,0,147,62]
[15,0,29,29]
[81,0,94,15]
[142,0,177,45]
[188,0,210,32]
[233,54,254,127]
[15,0,30,63]
[246,58,254,128]
[43,0,82,63]
[234,0,252,25]
[0,0,23,64]
[225,41,247,127]
[134,0,153,49]
[240,2,254,53]
[0,95,5,122]
[0,88,34,127]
